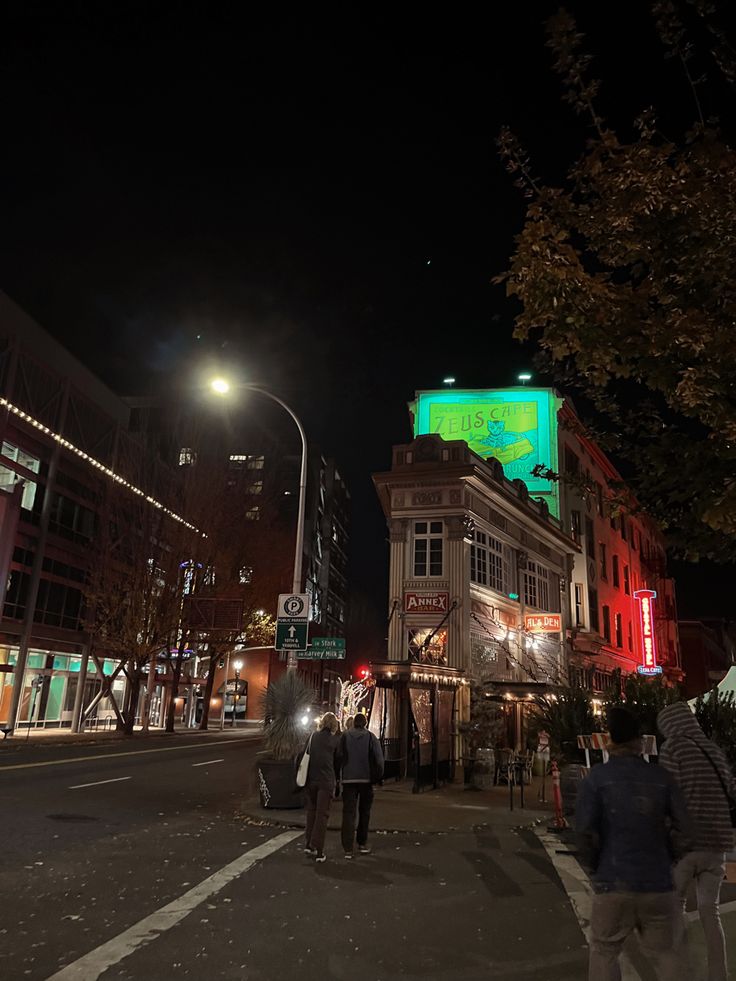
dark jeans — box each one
[305,783,333,854]
[341,783,374,852]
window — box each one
[470,531,509,592]
[408,627,447,665]
[627,619,633,652]
[239,566,253,585]
[49,494,94,542]
[524,560,550,611]
[588,588,599,632]
[596,483,605,517]
[179,447,196,466]
[631,527,637,551]
[248,480,263,495]
[470,531,488,586]
[612,555,620,589]
[623,564,630,595]
[413,521,443,577]
[602,605,611,643]
[615,612,623,648]
[35,579,83,630]
[0,441,41,511]
[570,510,582,545]
[585,518,596,559]
[574,583,585,627]
[564,447,580,475]
[599,543,608,581]
[245,507,260,521]
[229,454,265,470]
[620,514,627,542]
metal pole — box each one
[245,388,307,673]
[70,644,90,733]
[220,651,231,731]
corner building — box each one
[372,434,579,786]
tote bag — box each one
[296,734,313,788]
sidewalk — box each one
[242,773,555,833]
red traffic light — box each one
[358,666,370,679]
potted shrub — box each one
[258,673,314,809]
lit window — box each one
[470,531,509,593]
[246,507,260,521]
[239,566,253,584]
[248,480,263,495]
[524,560,551,611]
[408,627,448,665]
[179,447,196,467]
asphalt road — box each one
[0,734,588,981]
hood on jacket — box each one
[657,701,701,740]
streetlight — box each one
[517,373,532,385]
[232,659,243,727]
[443,376,456,387]
[209,378,308,673]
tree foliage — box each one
[498,5,736,560]
[531,687,602,763]
[694,688,736,770]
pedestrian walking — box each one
[576,705,692,981]
[340,712,384,858]
[301,712,341,863]
[658,701,736,981]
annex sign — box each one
[404,592,450,614]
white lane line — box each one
[537,829,642,981]
[0,737,256,773]
[69,776,132,790]
[46,830,300,981]
[191,758,225,767]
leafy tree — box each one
[605,671,681,738]
[498,5,736,559]
[531,687,601,763]
[694,688,736,770]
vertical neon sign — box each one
[634,589,662,676]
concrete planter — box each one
[257,760,304,810]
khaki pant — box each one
[674,851,727,981]
[588,890,685,981]
[304,783,333,855]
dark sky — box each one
[2,1,731,633]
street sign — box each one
[299,637,346,660]
[275,621,308,652]
[275,593,309,652]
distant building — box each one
[679,619,735,700]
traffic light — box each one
[358,666,370,680]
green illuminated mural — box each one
[410,388,562,516]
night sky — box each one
[2,2,731,641]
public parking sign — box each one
[275,593,309,652]
[299,637,346,660]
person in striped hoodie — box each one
[658,702,736,981]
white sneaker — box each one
[315,853,326,863]
[358,846,372,855]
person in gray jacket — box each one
[658,702,736,981]
[340,713,384,858]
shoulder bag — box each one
[296,733,313,788]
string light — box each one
[0,397,205,536]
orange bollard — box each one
[551,759,569,830]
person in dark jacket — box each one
[340,713,384,858]
[576,705,692,981]
[302,712,341,862]
[658,701,736,981]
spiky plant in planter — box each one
[258,673,314,809]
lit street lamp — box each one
[210,378,307,673]
[232,658,243,727]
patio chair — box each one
[495,749,515,785]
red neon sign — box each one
[634,589,662,676]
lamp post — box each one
[209,378,308,673]
[232,658,243,727]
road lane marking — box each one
[69,776,132,790]
[0,737,258,773]
[45,830,301,981]
[191,758,225,767]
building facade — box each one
[372,434,579,784]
